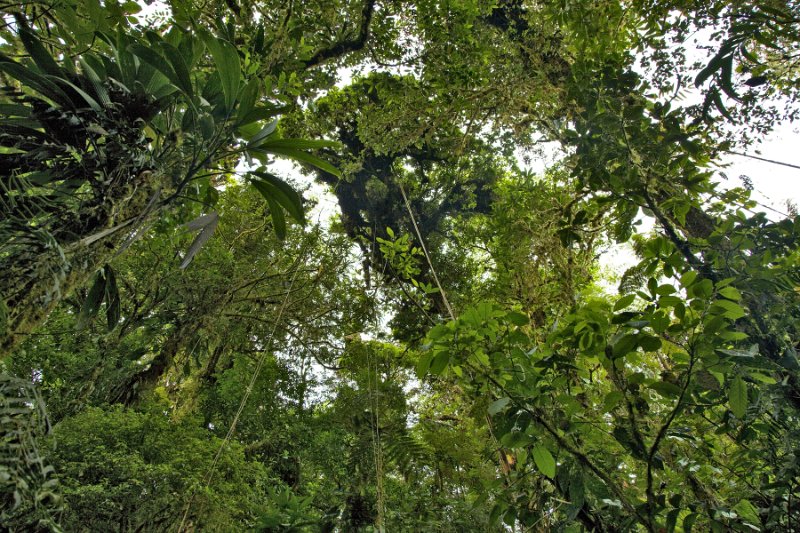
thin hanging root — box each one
[177,237,309,532]
[398,183,455,322]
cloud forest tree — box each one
[2,0,800,531]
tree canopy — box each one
[1,0,800,531]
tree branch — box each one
[303,0,376,69]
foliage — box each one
[49,403,269,531]
[0,373,61,531]
[1,0,800,532]
[0,3,334,355]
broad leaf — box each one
[488,397,510,416]
[532,445,556,478]
[729,376,748,418]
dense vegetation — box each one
[1,0,799,531]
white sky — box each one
[721,121,800,216]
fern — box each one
[383,429,433,479]
[0,373,62,531]
[618,261,649,295]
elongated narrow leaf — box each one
[128,44,186,97]
[49,75,102,112]
[19,28,62,77]
[236,78,260,124]
[719,54,738,100]
[0,59,74,108]
[251,145,341,178]
[78,57,111,106]
[250,170,304,223]
[78,270,107,329]
[199,31,240,112]
[695,45,732,87]
[0,104,32,117]
[259,138,341,150]
[265,197,287,240]
[183,212,218,231]
[245,119,278,148]
[532,445,556,478]
[103,265,120,330]
[117,187,162,256]
[712,90,733,121]
[0,123,47,140]
[158,41,193,97]
[180,212,219,269]
[238,105,288,126]
[74,219,135,248]
[251,180,298,238]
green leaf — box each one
[655,284,676,296]
[683,513,697,532]
[428,323,450,340]
[719,54,738,100]
[680,270,697,287]
[711,299,746,320]
[252,145,341,178]
[250,170,305,224]
[0,103,32,117]
[729,376,748,418]
[612,333,638,358]
[265,197,287,240]
[532,445,556,478]
[603,391,624,412]
[259,138,340,151]
[246,119,278,148]
[78,270,107,329]
[695,47,731,87]
[732,499,760,525]
[488,397,510,416]
[236,78,261,124]
[199,31,240,112]
[614,293,635,311]
[719,286,742,301]
[0,298,7,337]
[78,57,111,106]
[128,44,185,96]
[50,76,103,112]
[19,28,62,77]
[639,334,662,352]
[0,59,73,108]
[649,381,681,398]
[666,508,681,533]
[103,265,120,331]
[429,351,449,375]
[506,311,529,326]
[415,352,433,379]
[158,41,193,97]
[489,503,506,526]
[238,105,288,126]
